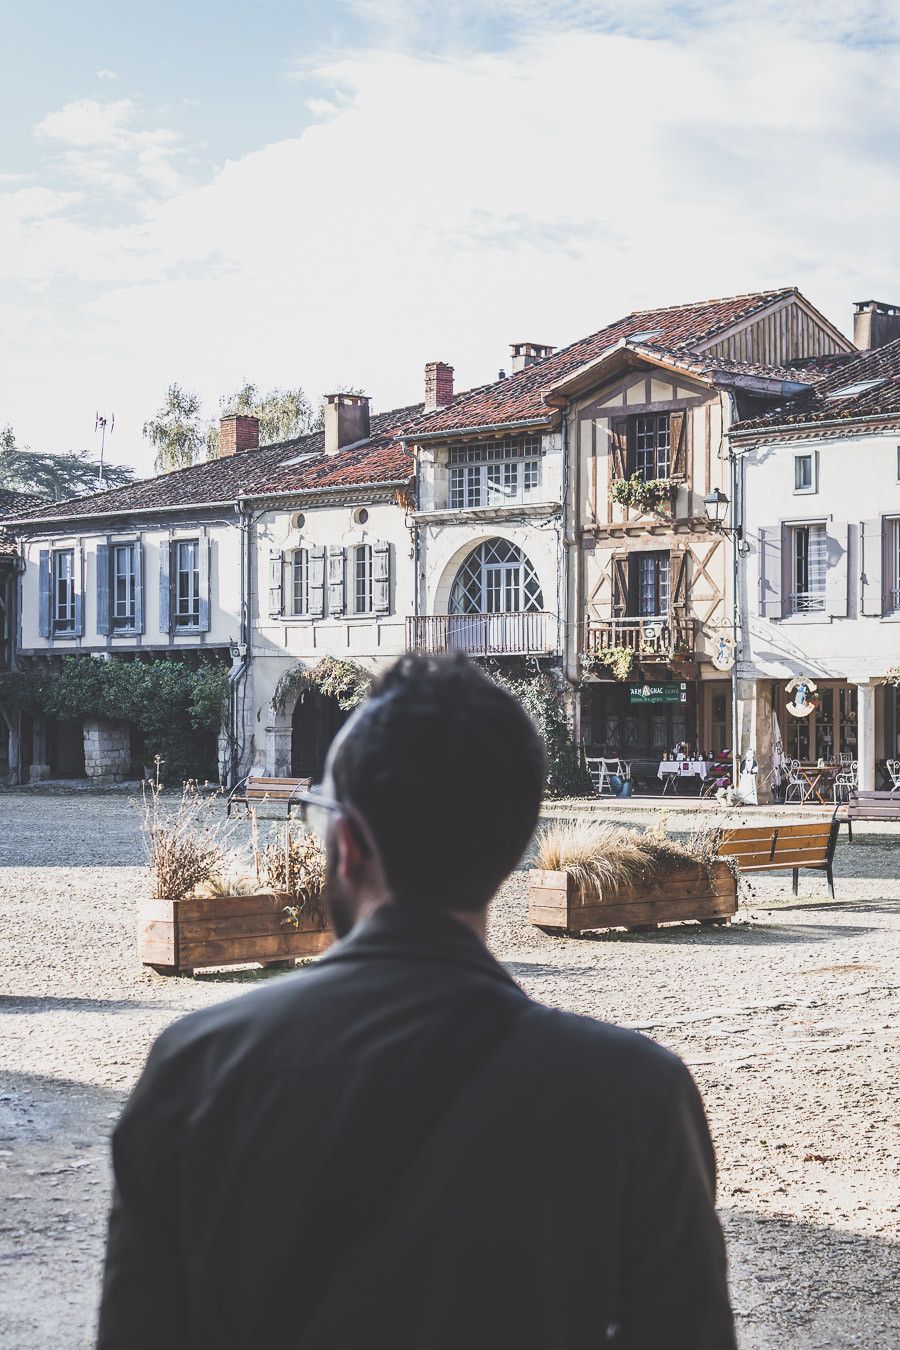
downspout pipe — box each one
[228,497,253,787]
[724,393,741,784]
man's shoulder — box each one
[514,1001,692,1106]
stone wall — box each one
[83,718,132,783]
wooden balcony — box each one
[406,612,554,657]
[584,613,695,662]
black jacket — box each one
[98,904,736,1349]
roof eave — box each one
[10,497,239,529]
[731,409,900,440]
[401,413,555,443]
[240,476,412,504]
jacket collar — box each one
[318,901,522,992]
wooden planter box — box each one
[139,892,332,974]
[529,860,736,935]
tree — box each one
[206,382,317,458]
[143,384,205,473]
[0,425,135,500]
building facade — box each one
[732,309,900,792]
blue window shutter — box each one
[73,543,85,637]
[159,539,171,634]
[198,535,211,632]
[96,543,110,636]
[38,550,51,638]
[134,542,144,633]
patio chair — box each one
[783,759,808,804]
[885,759,900,793]
[833,761,855,805]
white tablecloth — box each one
[657,760,712,780]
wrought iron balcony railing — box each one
[406,611,553,657]
[584,613,696,662]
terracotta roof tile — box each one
[404,289,800,435]
[0,490,48,554]
[11,405,423,525]
[732,339,900,436]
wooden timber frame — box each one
[528,859,736,936]
[717,817,840,897]
[139,890,331,974]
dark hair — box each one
[330,653,546,911]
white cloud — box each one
[96,69,120,81]
[4,12,900,475]
[35,98,183,197]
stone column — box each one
[855,680,876,791]
[83,718,132,783]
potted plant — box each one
[609,473,673,517]
[528,819,736,936]
[586,646,636,682]
[138,785,331,974]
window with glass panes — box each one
[112,543,137,629]
[635,551,670,616]
[353,544,373,614]
[447,435,542,509]
[789,524,827,612]
[291,549,309,616]
[633,414,670,480]
[52,549,76,633]
[174,539,200,628]
[890,518,900,612]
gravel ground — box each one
[1,791,898,1348]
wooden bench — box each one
[717,817,840,898]
[226,775,312,817]
[842,790,900,841]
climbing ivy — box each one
[274,656,372,715]
[488,669,592,798]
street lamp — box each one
[703,487,730,528]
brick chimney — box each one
[853,300,900,351]
[219,414,260,456]
[510,341,555,373]
[324,393,370,456]
[424,361,454,412]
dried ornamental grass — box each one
[141,782,234,902]
[535,818,722,902]
[261,826,328,926]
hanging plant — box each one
[274,656,372,715]
[609,473,673,516]
[880,666,900,687]
[587,646,636,682]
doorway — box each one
[291,688,349,782]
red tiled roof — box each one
[404,289,801,435]
[11,405,423,525]
[0,490,47,554]
[732,338,900,437]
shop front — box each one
[776,681,858,765]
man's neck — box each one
[351,894,488,945]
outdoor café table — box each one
[798,763,836,805]
[657,759,712,794]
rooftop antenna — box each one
[95,412,114,488]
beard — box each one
[324,833,357,939]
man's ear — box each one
[332,812,370,881]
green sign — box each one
[628,682,688,705]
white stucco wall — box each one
[17,516,242,653]
[739,430,900,681]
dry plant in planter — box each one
[261,825,328,928]
[141,781,233,901]
[531,817,736,935]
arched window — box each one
[449,539,543,614]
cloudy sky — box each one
[3,1,900,475]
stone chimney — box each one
[219,414,260,456]
[853,300,900,351]
[424,361,454,412]
[510,341,555,373]
[324,393,370,456]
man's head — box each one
[319,654,546,935]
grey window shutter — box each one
[198,535,211,632]
[309,546,326,618]
[669,410,687,478]
[328,545,345,616]
[96,543,110,636]
[373,542,391,614]
[134,542,144,633]
[612,554,629,617]
[860,518,884,616]
[159,539,171,634]
[268,550,284,618]
[758,525,782,619]
[826,520,849,618]
[38,549,51,637]
[73,543,85,637]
